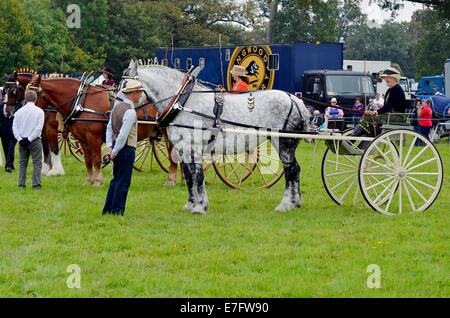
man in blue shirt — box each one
[102,80,144,216]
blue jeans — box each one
[352,116,362,126]
[420,126,431,143]
[102,145,135,215]
[413,125,421,146]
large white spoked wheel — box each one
[211,139,284,189]
[321,129,366,205]
[359,129,443,215]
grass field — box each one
[0,139,448,298]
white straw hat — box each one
[230,65,248,77]
[379,67,402,82]
[123,79,144,94]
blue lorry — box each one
[154,41,376,115]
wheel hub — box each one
[398,170,407,178]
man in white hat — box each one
[351,67,407,137]
[102,80,144,216]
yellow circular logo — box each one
[227,45,275,91]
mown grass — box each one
[0,140,448,298]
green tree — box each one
[344,21,416,78]
[271,0,339,43]
[413,9,450,79]
[0,0,37,77]
[21,0,101,73]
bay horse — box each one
[29,73,180,186]
[128,60,310,214]
[3,70,65,176]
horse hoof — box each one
[163,180,176,187]
[182,202,194,211]
[191,205,207,215]
[46,170,58,177]
[275,203,293,213]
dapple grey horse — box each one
[126,60,310,214]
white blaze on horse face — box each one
[3,97,8,117]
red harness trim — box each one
[156,72,191,123]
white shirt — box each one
[12,102,45,142]
[374,97,384,109]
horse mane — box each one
[41,73,73,80]
[16,67,37,76]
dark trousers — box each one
[413,125,421,146]
[18,138,42,189]
[1,133,17,170]
[419,125,431,146]
[352,116,362,126]
[102,145,135,215]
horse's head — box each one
[27,73,50,109]
[3,71,26,117]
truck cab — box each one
[301,70,376,122]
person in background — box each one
[412,99,421,146]
[325,98,344,119]
[101,67,116,88]
[352,96,364,126]
[102,80,143,216]
[351,67,407,137]
[419,98,432,145]
[368,98,376,111]
[12,90,44,190]
[374,92,384,109]
[310,110,324,130]
[0,94,17,173]
[230,65,249,93]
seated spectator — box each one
[101,67,116,88]
[325,98,344,118]
[368,98,376,111]
[310,110,324,130]
[374,92,384,109]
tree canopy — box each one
[0,0,447,82]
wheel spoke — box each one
[372,178,397,204]
[326,170,356,177]
[342,154,358,166]
[402,136,418,167]
[331,173,357,191]
[404,145,430,170]
[403,178,416,211]
[407,172,440,175]
[406,157,437,172]
[364,157,396,172]
[365,175,395,190]
[406,176,435,190]
[326,160,356,169]
[339,176,358,202]
[373,143,396,169]
[384,179,399,213]
[403,177,427,203]
[362,171,396,176]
